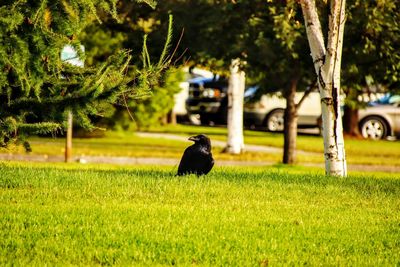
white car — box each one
[358,94,400,139]
[244,87,321,131]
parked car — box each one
[186,76,400,139]
[358,94,400,139]
[174,68,214,121]
[186,77,321,130]
[186,76,228,125]
[243,86,321,131]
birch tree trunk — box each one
[300,0,347,176]
[225,59,245,154]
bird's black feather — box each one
[177,134,214,176]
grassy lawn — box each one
[150,123,398,150]
[1,124,399,167]
[0,162,399,265]
[149,124,400,166]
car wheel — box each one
[360,116,389,140]
[266,109,285,132]
[200,115,212,125]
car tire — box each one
[265,109,285,132]
[217,102,228,125]
[200,115,212,125]
[360,116,389,140]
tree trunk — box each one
[283,77,299,164]
[343,105,360,136]
[167,110,177,125]
[65,111,73,163]
[301,0,347,176]
[224,58,245,154]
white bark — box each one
[225,58,245,154]
[301,0,347,176]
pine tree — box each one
[0,0,165,150]
[79,4,182,130]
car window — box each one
[374,94,394,105]
[388,95,400,104]
[244,86,258,98]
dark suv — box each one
[186,76,228,125]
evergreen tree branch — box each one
[157,14,173,68]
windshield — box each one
[244,86,258,98]
[374,94,400,105]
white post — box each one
[225,59,245,154]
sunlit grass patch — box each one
[1,124,399,167]
[0,162,399,265]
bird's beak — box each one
[188,136,199,142]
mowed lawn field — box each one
[1,162,399,265]
[4,124,400,167]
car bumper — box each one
[243,111,265,126]
[186,101,221,114]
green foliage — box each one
[259,1,313,92]
[0,0,167,150]
[268,2,303,59]
[129,67,184,129]
[136,15,174,95]
[157,15,173,68]
[79,26,127,66]
[343,0,400,100]
[152,1,314,91]
[0,163,399,265]
[79,12,179,130]
[154,0,399,96]
[136,0,157,9]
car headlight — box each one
[202,88,221,98]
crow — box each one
[177,134,214,176]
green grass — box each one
[1,124,399,166]
[149,124,400,166]
[1,162,399,265]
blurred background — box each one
[0,0,399,170]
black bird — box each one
[177,134,214,176]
